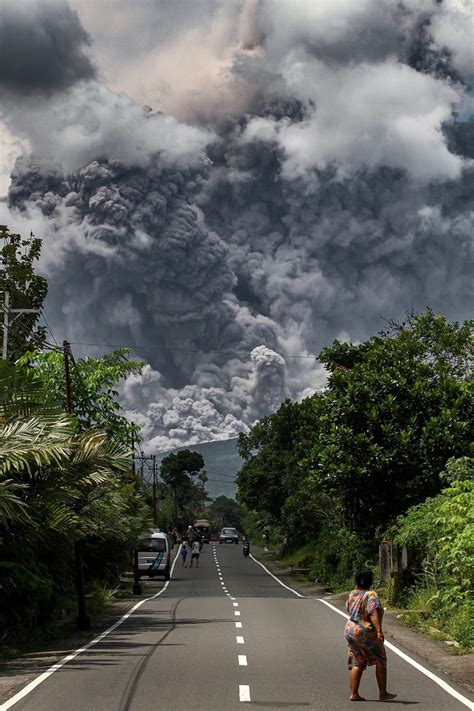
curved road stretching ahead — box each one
[4,544,473,710]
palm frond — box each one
[0,479,31,528]
[0,415,75,476]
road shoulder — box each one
[0,579,165,706]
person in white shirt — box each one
[190,540,200,568]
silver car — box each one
[219,527,239,544]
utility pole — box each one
[152,455,157,526]
[173,478,178,529]
[1,290,40,360]
[63,340,91,631]
[63,340,73,415]
[131,424,136,476]
[130,423,142,595]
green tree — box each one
[235,310,473,551]
[19,349,143,445]
[393,457,473,648]
[237,398,316,532]
[160,449,204,526]
[0,226,48,361]
[395,457,473,595]
[0,361,149,643]
[315,310,473,536]
[209,495,245,530]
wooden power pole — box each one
[63,340,91,631]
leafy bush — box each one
[395,457,473,596]
[308,526,376,589]
[394,457,473,650]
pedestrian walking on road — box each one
[186,525,195,547]
[190,540,200,568]
[180,544,188,568]
[344,568,396,702]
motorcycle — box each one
[243,540,250,557]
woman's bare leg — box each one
[349,666,365,701]
[375,666,396,700]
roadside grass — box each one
[394,588,473,654]
[0,578,136,663]
[87,581,123,612]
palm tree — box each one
[0,361,149,637]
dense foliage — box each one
[209,495,246,530]
[19,348,143,445]
[160,449,205,528]
[0,226,48,361]
[236,311,473,588]
[0,356,150,649]
[394,457,473,648]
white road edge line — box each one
[239,684,251,702]
[249,553,304,597]
[238,655,247,666]
[316,598,473,709]
[0,547,183,711]
[250,555,473,710]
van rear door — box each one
[138,537,167,573]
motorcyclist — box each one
[243,536,250,557]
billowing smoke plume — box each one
[1,0,473,451]
[0,0,96,94]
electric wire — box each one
[1,308,61,353]
[69,340,318,360]
[40,310,59,348]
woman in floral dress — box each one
[344,568,396,702]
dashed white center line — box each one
[231,597,236,600]
[234,611,241,616]
[235,622,242,628]
[233,602,239,606]
[236,636,245,644]
[238,655,247,666]
[239,685,251,702]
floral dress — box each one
[344,589,387,670]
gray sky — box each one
[1,0,473,452]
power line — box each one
[40,310,59,348]
[1,308,61,353]
[204,470,236,479]
[69,340,318,360]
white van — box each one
[137,531,172,580]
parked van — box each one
[137,530,171,580]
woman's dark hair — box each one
[355,568,373,589]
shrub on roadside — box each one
[393,457,473,650]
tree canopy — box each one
[237,310,474,544]
[0,225,48,361]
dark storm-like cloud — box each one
[0,0,96,94]
[1,0,473,451]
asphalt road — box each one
[5,543,472,711]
